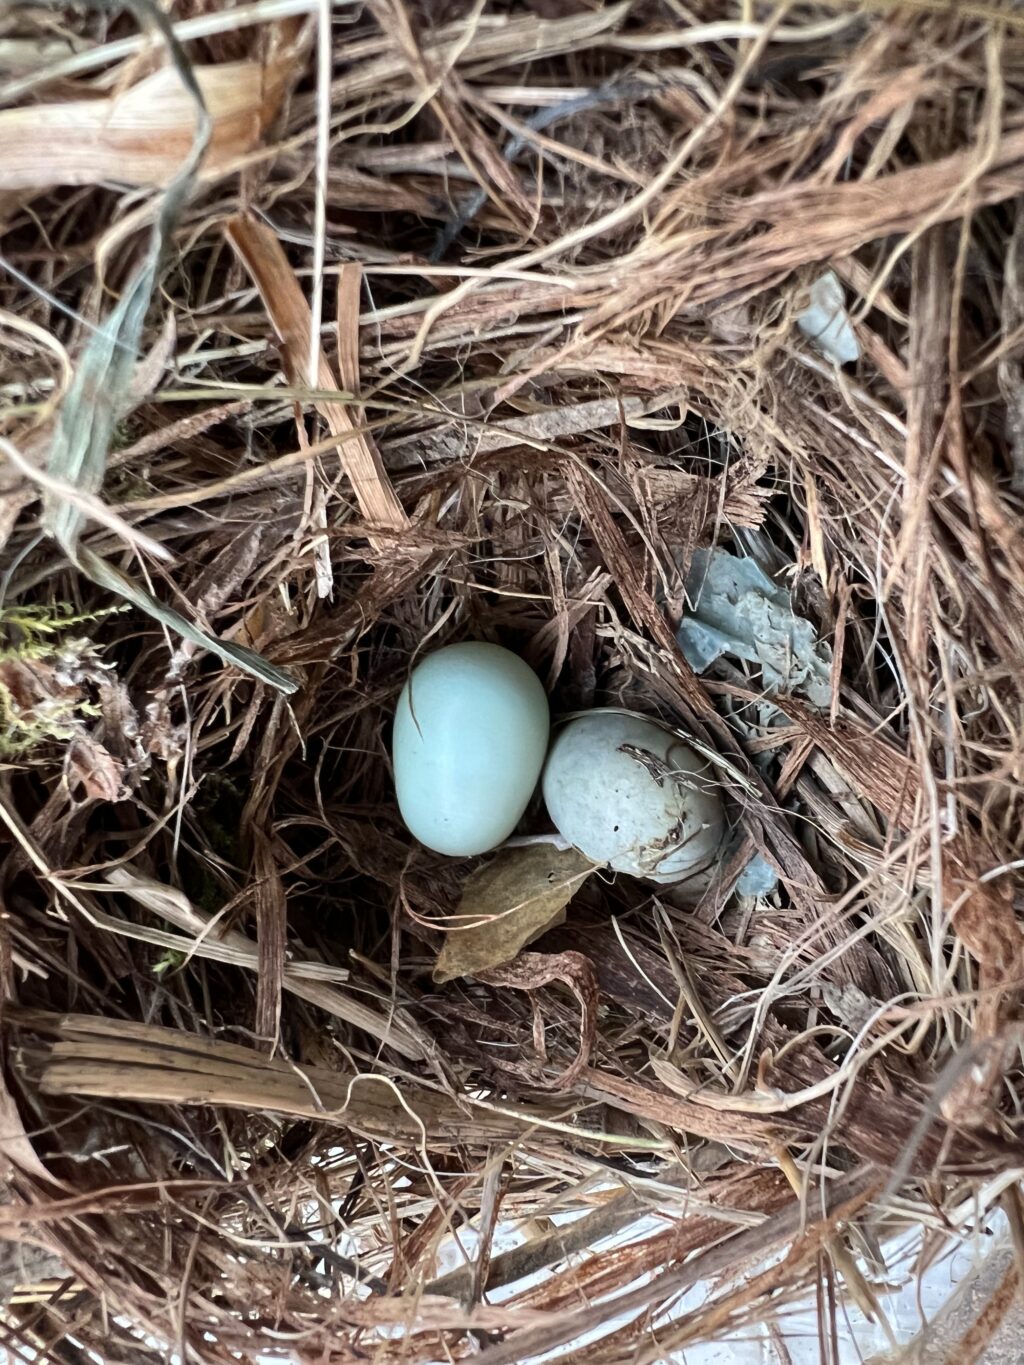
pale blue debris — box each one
[797,269,860,366]
[736,852,779,897]
[679,548,832,709]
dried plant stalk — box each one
[226,213,408,530]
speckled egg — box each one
[542,709,726,884]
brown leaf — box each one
[64,736,127,803]
[433,844,594,985]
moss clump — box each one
[0,602,122,756]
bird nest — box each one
[2,2,1024,1362]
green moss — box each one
[0,601,121,642]
[152,949,187,977]
[0,601,125,756]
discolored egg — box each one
[393,642,550,857]
[542,709,726,884]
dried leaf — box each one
[65,735,127,802]
[0,60,290,191]
[433,844,594,984]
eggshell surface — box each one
[542,710,725,884]
[393,642,550,856]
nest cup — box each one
[1,5,1023,1363]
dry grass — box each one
[2,1,1024,1361]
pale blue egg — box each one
[393,642,550,856]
